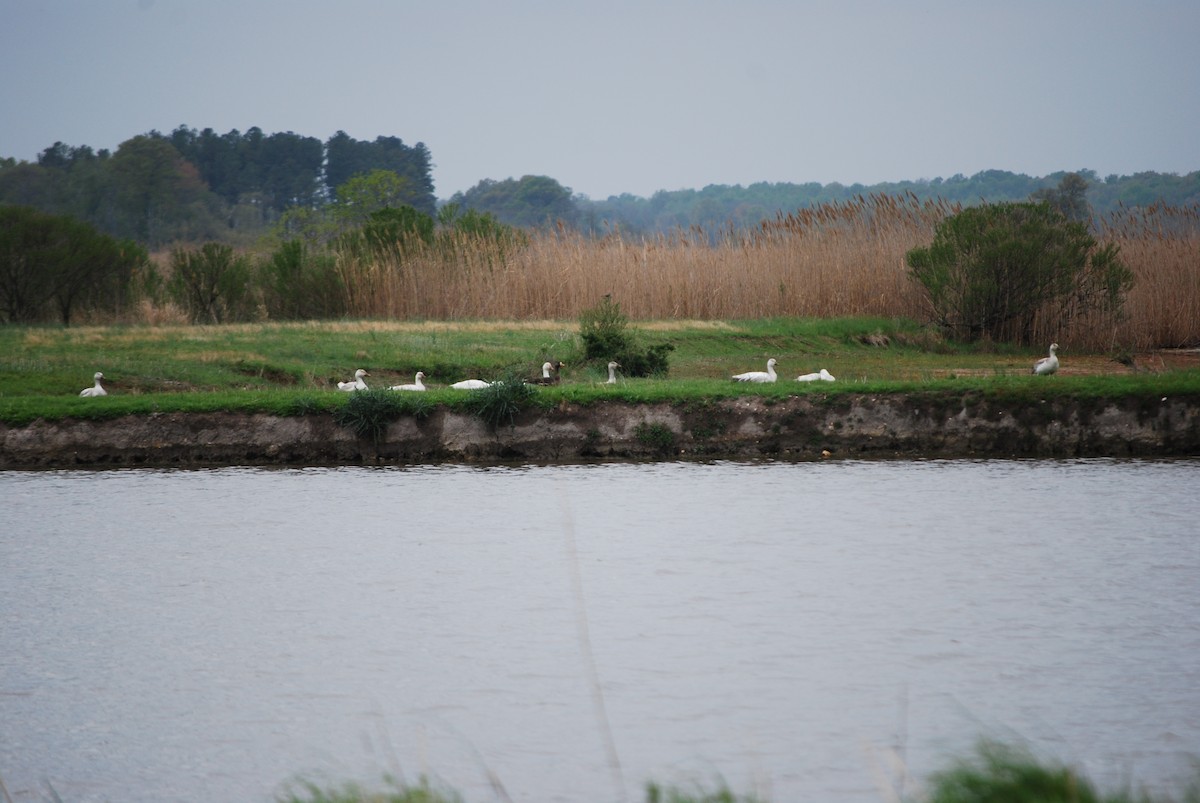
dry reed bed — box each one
[331,195,1198,351]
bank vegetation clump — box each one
[334,388,432,442]
[465,372,536,429]
[578,294,674,377]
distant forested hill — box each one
[570,169,1200,236]
[2,125,1196,246]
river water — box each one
[2,459,1198,803]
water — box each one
[2,459,1198,802]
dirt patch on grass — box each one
[924,350,1200,379]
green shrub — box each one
[0,205,147,325]
[334,389,431,442]
[618,341,675,377]
[924,740,1167,803]
[361,205,435,254]
[580,294,633,359]
[168,242,253,324]
[634,421,676,454]
[906,202,1133,344]
[259,239,345,320]
[467,373,536,428]
[578,295,673,377]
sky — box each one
[2,0,1198,200]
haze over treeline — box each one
[2,125,1198,248]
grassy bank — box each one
[2,317,1198,427]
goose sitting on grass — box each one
[796,369,836,382]
[605,361,621,384]
[1033,343,1060,376]
[390,371,426,391]
[80,371,107,397]
[733,358,778,383]
[337,369,369,392]
[451,378,493,390]
[530,360,564,385]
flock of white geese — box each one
[728,343,1059,384]
[336,360,580,392]
[77,345,1062,397]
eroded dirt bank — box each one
[3,393,1199,469]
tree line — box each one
[572,169,1200,237]
[0,127,435,247]
[0,185,520,325]
[3,125,1198,248]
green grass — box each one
[277,776,460,803]
[924,740,1200,803]
[2,317,1197,425]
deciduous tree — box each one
[0,206,146,324]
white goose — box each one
[529,360,564,385]
[80,371,107,397]
[391,371,427,391]
[337,368,369,391]
[451,378,493,390]
[733,358,778,383]
[796,368,836,382]
[1033,343,1060,376]
[605,361,621,384]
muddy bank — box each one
[3,392,1199,469]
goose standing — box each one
[337,369,369,391]
[733,358,778,383]
[80,371,107,397]
[796,368,836,382]
[391,371,426,391]
[451,378,493,390]
[1033,343,1060,376]
[605,361,621,384]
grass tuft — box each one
[923,739,1198,803]
[333,389,431,442]
[466,373,536,428]
[277,775,460,803]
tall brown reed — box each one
[311,196,1200,351]
[1088,202,1200,349]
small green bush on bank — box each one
[465,373,536,428]
[334,389,433,442]
[578,295,674,377]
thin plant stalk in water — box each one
[557,487,627,803]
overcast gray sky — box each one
[3,0,1198,200]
